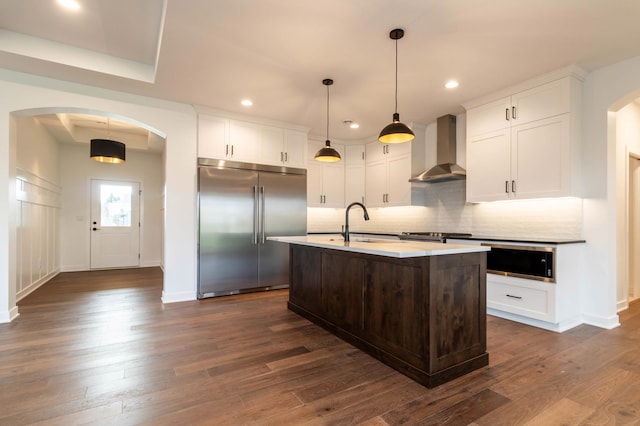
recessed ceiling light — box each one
[343,120,359,129]
[241,99,253,107]
[445,80,459,89]
[57,0,81,11]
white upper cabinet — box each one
[466,78,571,138]
[307,140,345,208]
[197,115,230,160]
[345,144,366,205]
[365,140,411,164]
[258,125,285,165]
[258,127,307,168]
[345,164,365,205]
[365,140,412,207]
[282,129,307,168]
[228,120,261,162]
[465,72,582,202]
[345,144,365,164]
[198,113,308,168]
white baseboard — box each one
[487,308,583,333]
[141,260,161,268]
[0,306,20,323]
[60,264,88,272]
[161,290,196,303]
[581,312,620,330]
[17,270,59,301]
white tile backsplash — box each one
[308,179,583,239]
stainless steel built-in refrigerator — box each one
[197,158,307,298]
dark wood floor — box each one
[1,268,639,425]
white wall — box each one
[0,69,197,322]
[614,101,640,309]
[581,55,640,329]
[59,143,163,271]
[15,116,61,300]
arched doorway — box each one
[12,107,166,301]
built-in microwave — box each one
[481,243,555,283]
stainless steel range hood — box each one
[410,114,466,183]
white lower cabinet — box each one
[448,238,584,332]
[486,274,555,323]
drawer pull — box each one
[506,294,523,300]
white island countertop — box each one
[268,235,490,258]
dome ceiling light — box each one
[378,28,415,144]
[314,78,342,162]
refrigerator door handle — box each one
[260,186,266,244]
[253,185,259,244]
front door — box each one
[90,179,140,269]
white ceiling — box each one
[2,0,640,145]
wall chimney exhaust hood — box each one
[410,114,466,183]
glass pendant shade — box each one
[378,112,415,143]
[90,139,126,163]
[314,140,341,162]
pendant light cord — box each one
[326,83,330,140]
[394,37,398,115]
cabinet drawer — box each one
[487,278,553,322]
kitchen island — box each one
[269,235,490,388]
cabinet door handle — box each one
[231,145,234,157]
[320,195,323,204]
[505,180,510,193]
[505,108,510,121]
[226,144,229,156]
[285,152,288,162]
[512,180,516,193]
[506,294,523,300]
[362,196,365,204]
[512,106,517,119]
[280,152,283,162]
[362,152,365,160]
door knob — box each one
[92,227,100,231]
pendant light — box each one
[378,28,414,144]
[90,118,126,163]
[314,78,342,162]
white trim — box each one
[16,270,59,301]
[487,308,583,333]
[140,260,162,267]
[581,312,621,330]
[0,306,20,323]
[161,290,196,303]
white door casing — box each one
[90,179,140,269]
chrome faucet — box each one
[343,202,370,242]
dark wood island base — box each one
[287,244,489,388]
